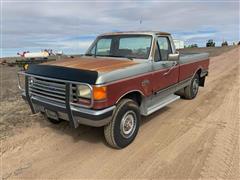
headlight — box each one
[76,85,91,99]
[17,72,26,91]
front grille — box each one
[28,76,92,108]
[29,77,67,103]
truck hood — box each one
[26,56,140,84]
[45,56,138,72]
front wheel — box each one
[104,99,140,149]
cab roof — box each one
[99,31,171,36]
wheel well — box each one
[117,91,142,106]
[196,68,205,87]
[196,69,202,77]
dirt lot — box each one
[0,46,239,179]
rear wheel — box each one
[104,99,140,149]
[183,73,200,99]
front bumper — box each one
[22,93,115,127]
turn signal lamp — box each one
[93,86,107,100]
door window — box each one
[157,37,172,61]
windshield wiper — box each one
[85,53,94,56]
[85,54,134,60]
[126,57,133,60]
[105,55,134,60]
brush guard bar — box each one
[17,71,97,128]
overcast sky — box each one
[1,0,239,57]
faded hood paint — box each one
[45,56,138,72]
[26,56,142,84]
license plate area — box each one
[45,109,58,120]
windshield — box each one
[86,35,152,59]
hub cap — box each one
[120,110,136,138]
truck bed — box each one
[179,52,209,64]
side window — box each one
[96,38,112,55]
[157,37,172,61]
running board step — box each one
[146,94,180,116]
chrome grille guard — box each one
[17,71,94,128]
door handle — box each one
[163,62,178,76]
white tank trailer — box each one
[24,51,49,58]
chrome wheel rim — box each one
[192,78,199,95]
[120,110,136,138]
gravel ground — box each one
[0,46,239,179]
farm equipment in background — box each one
[16,58,55,70]
[190,44,198,48]
[15,49,63,70]
[206,39,215,47]
[221,41,228,47]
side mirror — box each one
[168,52,179,61]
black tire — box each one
[104,99,140,149]
[183,73,200,99]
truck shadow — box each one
[141,106,170,126]
[35,106,170,146]
[36,116,105,144]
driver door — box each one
[152,36,179,94]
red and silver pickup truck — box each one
[18,31,209,148]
